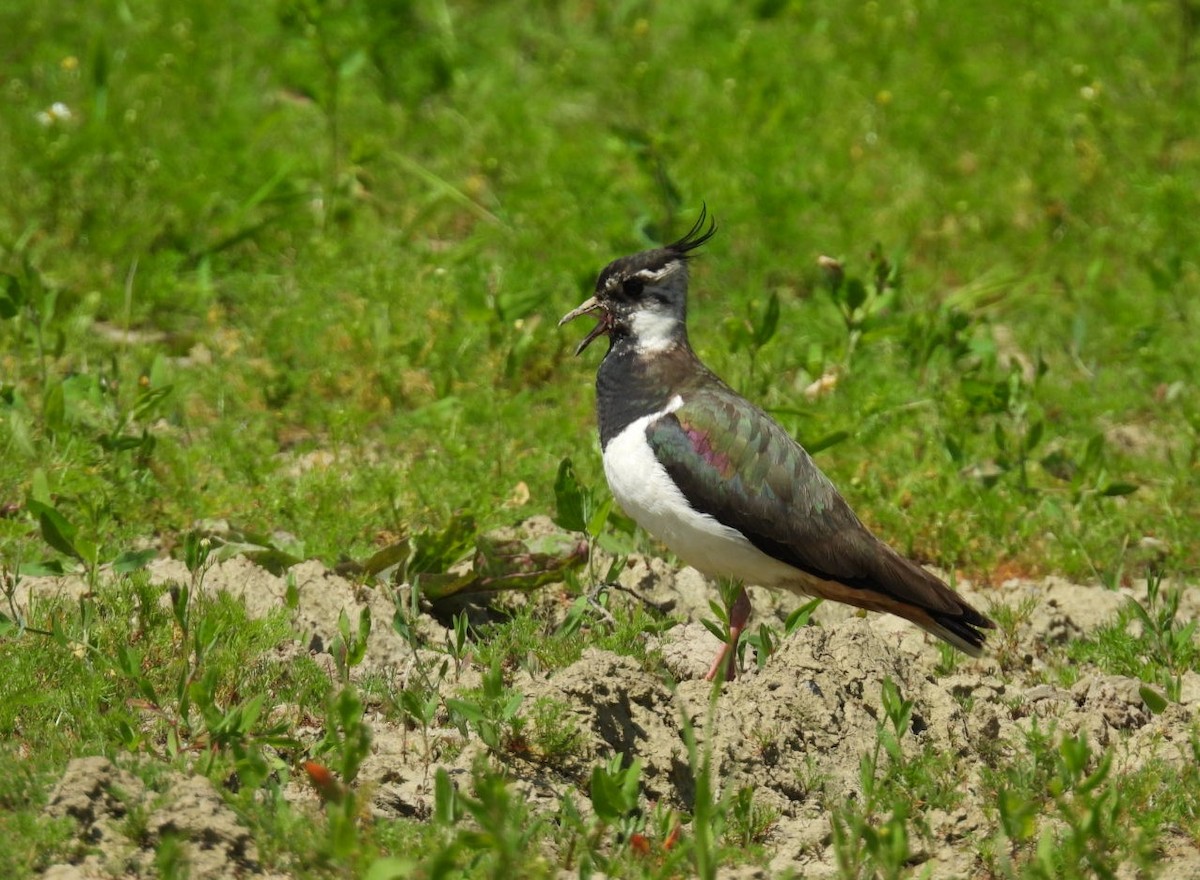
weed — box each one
[743,597,823,671]
[830,743,911,880]
[554,456,634,583]
[330,606,371,685]
[934,640,963,676]
[423,759,552,879]
[829,678,967,876]
[526,696,585,762]
[446,659,525,755]
[818,247,902,372]
[724,786,780,848]
[984,728,1157,878]
[989,596,1039,670]
[589,753,645,844]
[1067,571,1198,703]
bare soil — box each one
[22,520,1200,879]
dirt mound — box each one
[42,757,271,880]
[20,527,1199,878]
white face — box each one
[608,260,686,354]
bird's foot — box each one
[704,642,736,682]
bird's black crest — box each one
[666,204,717,257]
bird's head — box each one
[560,206,717,356]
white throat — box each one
[630,306,681,354]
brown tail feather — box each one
[798,566,995,655]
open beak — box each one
[558,295,609,356]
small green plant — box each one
[934,639,962,675]
[1067,570,1197,704]
[527,696,585,762]
[987,730,1154,878]
[589,754,645,844]
[311,685,375,861]
[989,595,1038,670]
[445,610,471,676]
[827,678,964,877]
[553,457,633,584]
[331,606,371,684]
[679,683,728,880]
[724,288,780,389]
[792,755,829,802]
[724,786,780,848]
[878,677,915,767]
[830,746,910,876]
[393,679,440,758]
[422,759,552,879]
[831,777,911,880]
[24,493,155,591]
[743,597,823,670]
[1040,432,1140,508]
[818,247,902,371]
[0,261,65,398]
[446,659,525,754]
[1127,573,1197,685]
[108,584,299,786]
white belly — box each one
[601,398,800,588]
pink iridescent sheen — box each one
[685,425,732,476]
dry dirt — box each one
[21,518,1200,879]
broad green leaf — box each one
[238,694,266,732]
[807,430,849,454]
[361,539,412,578]
[589,765,625,822]
[112,548,157,573]
[73,537,100,568]
[20,558,66,576]
[433,768,457,825]
[0,273,22,319]
[1101,482,1138,497]
[585,495,613,538]
[42,382,66,433]
[445,698,485,724]
[1139,685,1168,715]
[1023,419,1044,452]
[1082,433,1105,473]
[844,278,867,312]
[753,290,780,348]
[553,458,587,532]
[26,500,79,560]
[409,514,476,575]
[363,856,415,880]
[785,598,823,634]
[419,533,586,601]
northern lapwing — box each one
[560,207,994,680]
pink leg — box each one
[705,585,752,682]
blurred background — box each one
[1,0,1197,581]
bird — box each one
[559,206,994,681]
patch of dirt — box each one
[18,522,1199,878]
[42,756,275,880]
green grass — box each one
[2,0,1197,579]
[2,0,1199,877]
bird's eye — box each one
[622,278,644,298]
